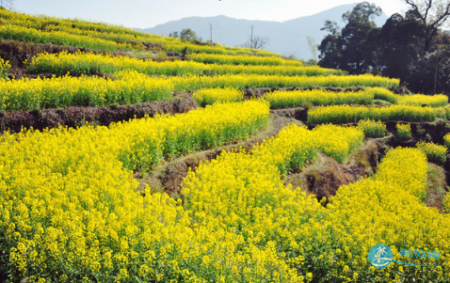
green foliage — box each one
[357,119,387,137]
[365,87,398,103]
[396,123,412,138]
[443,193,450,214]
[443,133,450,149]
[0,57,10,79]
[318,2,382,74]
[265,89,373,109]
[416,141,448,164]
[318,3,450,95]
[180,28,200,42]
[307,105,436,124]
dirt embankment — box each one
[284,139,384,204]
[0,95,198,133]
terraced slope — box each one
[0,9,449,283]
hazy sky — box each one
[12,0,410,29]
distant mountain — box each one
[139,4,388,60]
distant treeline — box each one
[318,1,450,95]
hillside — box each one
[141,4,388,60]
[0,7,449,283]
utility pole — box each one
[210,23,213,43]
[250,25,254,50]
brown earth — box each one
[425,163,448,212]
[0,95,197,133]
[136,116,302,198]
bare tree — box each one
[0,0,14,9]
[404,0,450,50]
[307,36,318,61]
[241,35,270,50]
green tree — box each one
[180,28,200,42]
[318,2,382,74]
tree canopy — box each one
[318,1,450,95]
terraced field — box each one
[0,9,449,283]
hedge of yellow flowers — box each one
[0,71,174,111]
[2,109,449,282]
[398,94,448,107]
[396,123,412,138]
[0,71,399,111]
[416,141,448,164]
[366,87,448,107]
[192,87,244,106]
[366,87,399,103]
[0,9,284,56]
[357,119,387,137]
[0,57,10,79]
[0,8,156,41]
[250,124,364,174]
[445,133,450,148]
[308,105,436,124]
[26,51,344,77]
[187,53,303,66]
[1,100,274,282]
[265,89,373,108]
[169,73,399,91]
[0,24,130,52]
[183,123,450,282]
[320,147,450,282]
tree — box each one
[169,31,179,38]
[376,13,425,81]
[403,0,450,51]
[318,2,382,74]
[307,36,318,63]
[0,0,14,9]
[180,28,200,42]
[241,35,270,50]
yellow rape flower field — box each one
[1,8,450,283]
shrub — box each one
[193,87,243,106]
[444,133,450,148]
[357,119,387,137]
[416,141,448,164]
[396,123,412,138]
[0,57,10,79]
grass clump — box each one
[396,123,412,139]
[193,87,243,106]
[416,141,448,164]
[357,119,386,137]
[0,57,10,79]
[444,133,450,148]
[443,192,450,214]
